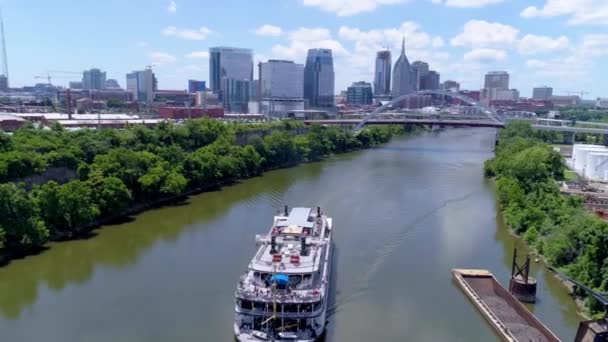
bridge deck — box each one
[304,119,505,128]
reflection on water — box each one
[0,164,323,320]
[0,128,582,342]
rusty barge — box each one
[452,269,561,342]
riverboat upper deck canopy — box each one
[276,207,314,228]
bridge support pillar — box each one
[564,131,576,145]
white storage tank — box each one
[585,152,608,180]
[573,145,608,172]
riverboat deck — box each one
[452,269,561,342]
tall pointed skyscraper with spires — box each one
[391,37,413,97]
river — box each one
[0,128,583,341]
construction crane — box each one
[34,70,81,116]
[34,70,81,86]
[563,90,590,99]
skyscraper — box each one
[533,86,553,100]
[126,68,157,103]
[304,49,335,108]
[482,71,511,104]
[442,80,460,92]
[374,50,391,96]
[484,71,509,90]
[105,79,121,90]
[260,60,304,98]
[222,78,250,113]
[188,80,206,93]
[411,61,429,91]
[69,81,82,90]
[420,70,440,91]
[82,68,107,91]
[209,47,253,112]
[209,47,253,92]
[392,38,414,98]
[347,81,373,105]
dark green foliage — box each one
[35,181,100,234]
[0,119,406,256]
[0,183,49,249]
[87,170,132,216]
[488,121,608,313]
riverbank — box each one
[0,120,421,265]
[485,121,608,317]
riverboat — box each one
[234,206,333,341]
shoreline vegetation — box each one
[485,121,608,316]
[0,119,417,265]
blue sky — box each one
[3,0,608,98]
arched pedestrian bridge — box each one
[303,90,608,136]
[304,90,505,133]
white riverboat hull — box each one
[234,321,325,342]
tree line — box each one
[485,121,608,314]
[0,119,407,258]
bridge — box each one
[302,89,608,136]
[304,118,504,128]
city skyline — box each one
[2,0,608,97]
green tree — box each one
[87,169,132,215]
[107,99,125,108]
[36,181,100,234]
[0,130,12,152]
[499,120,536,140]
[0,183,49,249]
[138,161,187,198]
[237,145,264,177]
[182,148,220,188]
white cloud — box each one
[270,27,349,61]
[338,22,443,51]
[522,33,608,87]
[525,56,588,79]
[290,27,332,41]
[463,48,507,62]
[161,26,212,40]
[521,0,608,25]
[167,1,177,13]
[177,64,205,73]
[255,25,283,37]
[581,34,608,56]
[432,37,445,48]
[439,0,503,8]
[185,51,210,59]
[451,20,519,48]
[301,0,406,16]
[517,34,570,55]
[149,52,177,65]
